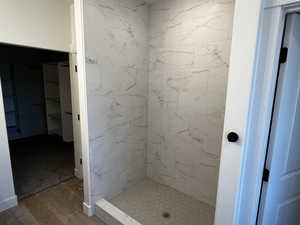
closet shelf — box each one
[1,78,13,82]
[5,110,16,114]
[46,80,59,85]
[51,128,62,135]
[46,97,60,104]
[43,62,73,142]
[48,113,61,120]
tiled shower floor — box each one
[110,178,215,225]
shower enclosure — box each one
[82,0,234,224]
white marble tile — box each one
[83,0,149,203]
[83,0,234,208]
[147,0,234,206]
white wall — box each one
[0,78,17,212]
[0,0,75,213]
[147,0,234,206]
[0,0,73,52]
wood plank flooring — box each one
[0,178,106,225]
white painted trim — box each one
[234,3,300,225]
[0,195,17,213]
[74,168,82,179]
[69,52,83,180]
[214,0,264,224]
[74,0,93,215]
[215,1,300,225]
[96,199,142,225]
[265,0,300,8]
[234,7,286,225]
[83,202,94,217]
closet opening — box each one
[0,43,82,200]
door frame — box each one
[214,1,300,225]
[73,0,93,216]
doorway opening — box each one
[0,43,82,200]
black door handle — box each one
[227,132,239,142]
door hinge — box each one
[279,47,288,64]
[77,114,80,121]
[75,65,78,72]
[80,158,82,165]
[263,168,270,182]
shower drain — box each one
[162,212,171,219]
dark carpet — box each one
[9,135,75,199]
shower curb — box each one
[96,199,142,225]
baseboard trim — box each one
[0,195,18,212]
[74,168,83,179]
[83,201,94,216]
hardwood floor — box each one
[0,178,106,225]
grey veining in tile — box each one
[147,0,234,206]
[83,0,149,204]
[83,0,234,208]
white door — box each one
[258,14,300,225]
[69,53,83,179]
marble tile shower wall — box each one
[83,0,234,206]
[84,0,149,202]
[147,0,234,206]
